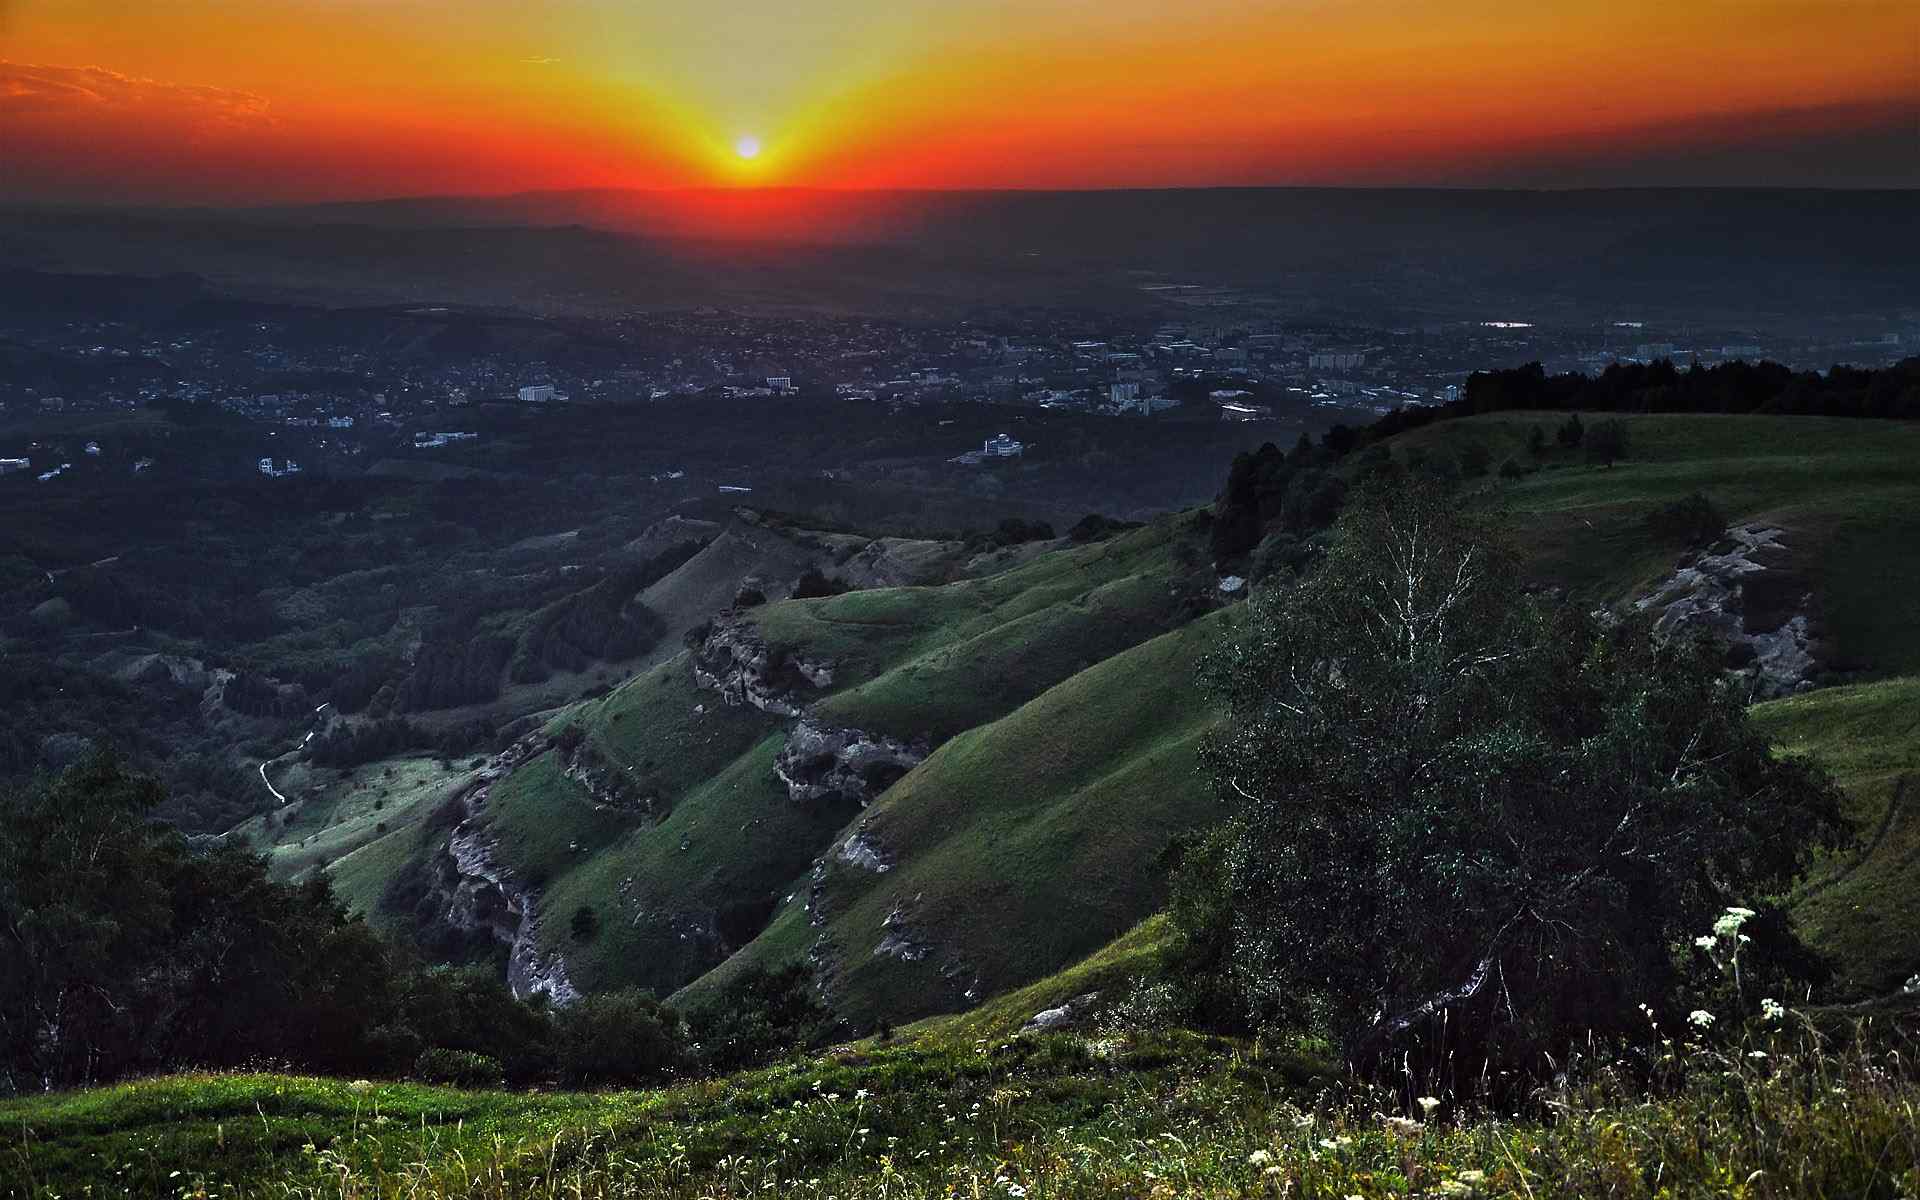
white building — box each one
[1109,382,1141,409]
[767,376,794,393]
[0,457,30,476]
[983,433,1025,458]
[519,384,557,404]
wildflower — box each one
[1761,997,1785,1022]
[1688,1009,1716,1029]
[855,1089,870,1100]
[1248,1149,1273,1167]
[1712,907,1755,938]
[1904,974,1919,995]
[1748,1050,1768,1059]
[1417,1096,1442,1116]
[347,1080,374,1092]
[1458,1170,1487,1185]
[1005,1185,1028,1198]
[1693,935,1717,950]
[1381,1115,1425,1138]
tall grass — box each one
[23,1019,1913,1200]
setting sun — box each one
[735,136,762,160]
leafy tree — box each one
[1179,479,1848,1075]
[1585,418,1629,467]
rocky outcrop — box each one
[691,613,833,716]
[430,735,581,1005]
[1631,523,1824,698]
[874,901,932,963]
[1022,992,1102,1033]
[775,719,925,806]
[837,830,893,873]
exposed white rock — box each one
[775,719,925,806]
[1631,523,1822,698]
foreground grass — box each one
[9,1021,1919,1199]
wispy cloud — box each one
[0,60,272,128]
[522,56,560,66]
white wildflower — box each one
[1248,1149,1273,1167]
[1761,997,1785,1022]
[1693,935,1717,951]
[1688,1009,1716,1029]
[1416,1096,1442,1116]
[1381,1115,1425,1138]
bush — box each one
[792,568,851,599]
[1585,418,1629,467]
[683,962,837,1074]
[1645,491,1727,548]
[570,903,599,941]
[413,1047,505,1089]
[553,989,690,1086]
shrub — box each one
[792,568,852,599]
[413,1047,505,1089]
[1645,491,1727,548]
[1585,418,1629,467]
[553,989,690,1086]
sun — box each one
[734,136,762,160]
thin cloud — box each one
[522,56,560,66]
[0,60,272,128]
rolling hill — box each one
[239,410,1920,1032]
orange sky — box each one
[1,0,1915,202]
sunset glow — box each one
[1,0,1914,204]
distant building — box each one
[83,441,101,456]
[1213,346,1248,365]
[0,457,29,476]
[766,376,794,393]
[519,384,557,403]
[983,433,1025,458]
[328,415,355,428]
[1109,382,1141,409]
[1721,345,1764,360]
[1218,402,1273,423]
[1309,350,1366,371]
[1634,343,1676,361]
[258,457,302,478]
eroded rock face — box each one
[775,719,925,806]
[691,613,833,716]
[1632,524,1823,698]
[429,736,581,1006]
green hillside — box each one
[1393,412,1920,675]
[706,612,1231,1026]
[1753,677,1920,997]
[230,413,1920,1030]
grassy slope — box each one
[11,1023,1918,1200]
[1752,677,1920,998]
[690,611,1230,1027]
[231,756,471,887]
[1393,413,1920,675]
[513,516,1209,1003]
[750,518,1200,743]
